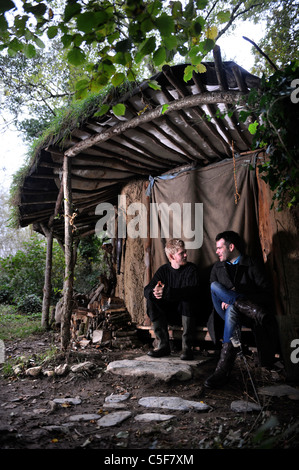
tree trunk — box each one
[41,224,53,329]
[61,155,74,350]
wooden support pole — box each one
[143,181,152,326]
[40,223,53,329]
[61,155,74,350]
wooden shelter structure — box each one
[15,47,299,379]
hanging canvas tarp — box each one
[148,154,261,277]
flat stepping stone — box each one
[105,392,131,403]
[97,411,132,427]
[106,360,192,382]
[258,384,299,399]
[135,413,175,422]
[231,400,262,412]
[69,413,100,422]
[53,397,82,405]
[138,396,211,412]
[136,354,210,366]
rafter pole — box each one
[65,91,248,158]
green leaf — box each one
[112,103,126,116]
[163,35,177,50]
[8,37,22,53]
[111,72,126,88]
[156,13,175,37]
[196,63,207,73]
[23,3,47,18]
[67,47,86,66]
[94,10,109,25]
[201,38,215,53]
[33,35,45,49]
[47,26,58,39]
[0,0,15,14]
[248,121,259,135]
[76,11,98,34]
[148,80,161,91]
[183,65,196,82]
[153,46,166,66]
[61,34,73,48]
[0,14,8,32]
[94,104,110,117]
[217,10,231,24]
[64,3,82,22]
[139,36,156,56]
[23,43,36,58]
[161,103,169,114]
[140,17,155,34]
[115,39,132,53]
[127,69,136,82]
[75,79,90,90]
[196,0,209,9]
[171,1,182,19]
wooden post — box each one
[143,182,152,326]
[61,155,74,350]
[40,223,53,329]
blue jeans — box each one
[210,281,243,343]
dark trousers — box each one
[147,297,196,325]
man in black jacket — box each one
[205,231,277,388]
[144,239,200,360]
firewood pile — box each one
[69,290,142,350]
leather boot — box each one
[234,299,270,326]
[180,316,195,360]
[147,320,171,357]
[204,342,237,388]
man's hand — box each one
[153,280,164,299]
[221,302,229,310]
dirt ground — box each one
[1,330,299,456]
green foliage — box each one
[0,234,64,310]
[0,0,254,105]
[241,61,299,210]
[0,232,112,313]
[74,234,112,294]
[0,304,43,341]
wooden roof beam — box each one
[123,100,194,164]
[162,64,232,156]
[64,91,248,158]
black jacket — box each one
[208,255,274,344]
[210,255,272,306]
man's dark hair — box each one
[215,231,245,254]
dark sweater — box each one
[144,262,199,303]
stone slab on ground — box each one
[136,354,210,366]
[230,400,262,413]
[138,396,211,412]
[106,354,210,382]
[106,359,192,381]
[258,384,299,399]
[134,413,175,422]
[97,411,132,427]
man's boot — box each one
[234,299,270,326]
[180,316,195,360]
[204,342,237,388]
[147,320,171,357]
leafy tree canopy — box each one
[1,0,298,210]
[0,0,278,100]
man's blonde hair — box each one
[165,239,185,261]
